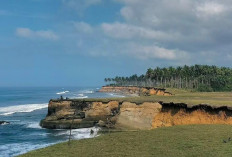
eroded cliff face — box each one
[40,99,232,130]
[115,102,162,129]
[99,86,172,96]
[85,101,119,119]
[153,103,232,128]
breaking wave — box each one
[0,127,100,157]
[0,121,10,125]
[0,103,48,116]
[26,122,42,129]
[80,90,94,94]
[74,94,88,99]
[56,91,70,95]
[107,93,125,98]
[54,127,100,139]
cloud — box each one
[60,0,232,65]
[196,2,227,16]
[101,0,232,61]
[16,28,59,40]
[123,44,189,60]
[101,22,180,41]
[74,22,93,33]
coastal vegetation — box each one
[20,125,232,157]
[105,65,232,92]
[88,88,232,106]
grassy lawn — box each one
[20,125,232,157]
[83,89,232,107]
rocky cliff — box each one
[152,103,232,128]
[99,86,172,96]
[40,99,232,130]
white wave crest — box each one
[27,122,42,129]
[56,91,70,95]
[54,127,100,139]
[0,103,48,116]
[78,93,84,97]
[108,93,125,98]
[80,90,94,94]
[77,96,88,99]
[75,93,88,99]
[72,127,100,139]
[0,122,10,125]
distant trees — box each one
[104,65,232,92]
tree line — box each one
[104,65,232,92]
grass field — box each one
[20,125,232,157]
[83,89,232,107]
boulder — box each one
[0,121,10,125]
[97,120,106,127]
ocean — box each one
[0,87,124,157]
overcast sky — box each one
[1,0,232,86]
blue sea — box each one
[0,87,124,157]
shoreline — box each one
[12,87,232,156]
[40,87,232,130]
[0,87,120,157]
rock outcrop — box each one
[115,102,162,129]
[99,86,172,96]
[40,99,232,130]
[0,121,10,125]
[40,100,121,129]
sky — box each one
[1,0,232,87]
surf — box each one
[0,103,48,116]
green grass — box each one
[20,125,232,157]
[81,89,232,107]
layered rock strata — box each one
[40,99,232,130]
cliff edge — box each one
[40,99,232,130]
[99,86,172,96]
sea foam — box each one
[108,93,125,98]
[0,103,48,116]
[56,91,69,95]
[54,127,100,139]
[78,93,84,97]
[0,127,100,157]
[80,90,94,94]
[26,122,42,129]
[76,95,88,99]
